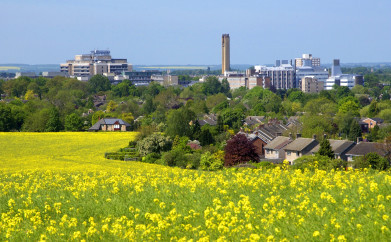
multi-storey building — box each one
[219,74,270,89]
[60,50,132,78]
[254,62,295,89]
[295,54,320,68]
[324,59,364,90]
[301,76,324,93]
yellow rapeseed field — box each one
[0,132,390,241]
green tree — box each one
[45,107,62,132]
[166,107,196,138]
[0,104,13,131]
[88,75,111,93]
[203,76,222,95]
[318,138,334,158]
[65,113,83,131]
[199,128,214,146]
[348,120,362,141]
[368,100,380,117]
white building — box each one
[295,54,321,68]
[254,61,295,89]
[324,59,364,90]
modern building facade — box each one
[295,54,320,68]
[324,59,363,90]
[219,75,270,89]
[60,50,132,78]
[222,34,230,74]
[254,62,295,89]
[300,76,324,93]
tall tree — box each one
[45,107,62,132]
[65,113,83,131]
[166,107,196,138]
[348,120,362,141]
[318,138,334,158]
[88,74,111,93]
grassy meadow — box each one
[0,132,390,241]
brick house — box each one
[89,118,131,132]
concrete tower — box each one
[222,34,230,74]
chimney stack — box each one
[312,134,317,140]
[296,133,301,138]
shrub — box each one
[137,133,172,156]
[353,152,389,170]
[142,152,161,164]
[161,149,186,167]
[200,151,224,171]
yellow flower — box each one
[313,231,320,237]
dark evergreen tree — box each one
[191,120,201,140]
[318,138,334,158]
[348,120,362,141]
[199,129,214,146]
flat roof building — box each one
[60,50,132,78]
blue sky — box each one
[1,0,390,65]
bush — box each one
[353,152,389,170]
[142,152,161,164]
[137,133,172,156]
[161,149,186,167]
[185,152,201,169]
[200,151,224,171]
[292,155,347,171]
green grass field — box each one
[0,132,390,241]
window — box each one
[114,124,120,129]
[287,151,291,156]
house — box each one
[89,118,131,132]
[283,137,319,164]
[254,122,289,143]
[264,136,292,162]
[199,114,218,126]
[309,139,355,161]
[345,142,387,163]
[244,116,266,127]
[238,132,268,158]
[361,117,384,129]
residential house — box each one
[345,142,387,163]
[264,136,292,162]
[89,118,131,132]
[309,139,355,161]
[198,114,218,126]
[283,137,319,164]
[244,116,266,127]
[238,132,267,158]
[361,117,384,129]
[254,122,289,143]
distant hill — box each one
[0,64,59,73]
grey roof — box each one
[89,118,131,131]
[283,138,317,151]
[346,142,386,156]
[264,136,292,150]
[310,139,355,155]
[255,123,289,143]
[199,114,217,126]
[244,116,266,126]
